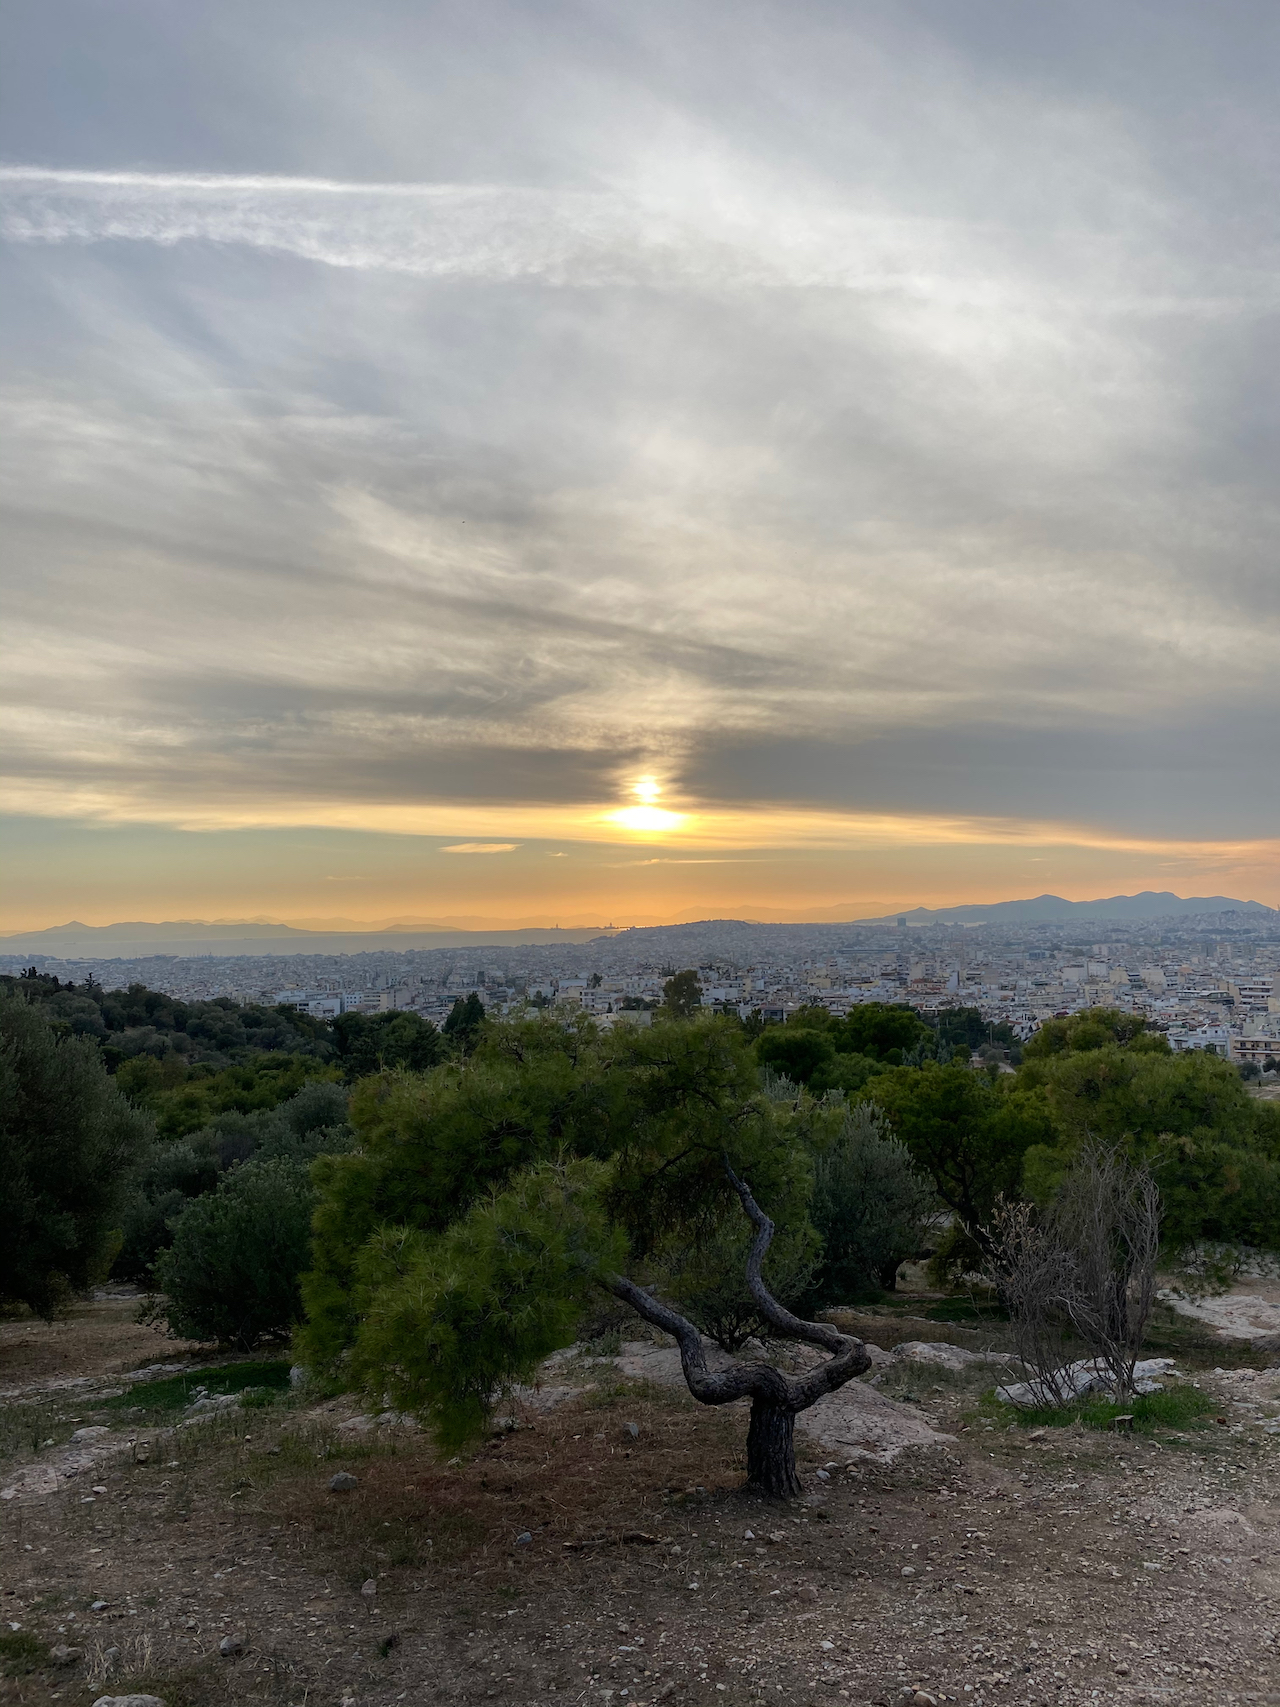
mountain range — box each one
[0,919,621,958]
[0,891,1272,960]
[854,891,1275,926]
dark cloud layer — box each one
[2,2,1279,866]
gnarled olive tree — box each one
[298,1015,871,1497]
[608,1166,869,1496]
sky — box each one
[2,0,1278,931]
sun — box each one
[607,775,686,834]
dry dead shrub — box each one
[986,1198,1077,1403]
[1051,1145,1160,1394]
[987,1146,1160,1400]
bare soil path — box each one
[0,1293,200,1400]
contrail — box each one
[0,166,510,195]
[0,162,972,294]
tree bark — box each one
[746,1398,801,1498]
[604,1161,870,1498]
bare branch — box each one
[987,1146,1161,1403]
[723,1160,848,1356]
[1050,1145,1161,1396]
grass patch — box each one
[1139,1303,1271,1369]
[984,1382,1219,1436]
[0,1631,46,1677]
[101,1661,218,1707]
[924,1296,1008,1325]
[103,1358,292,1415]
[0,1401,74,1465]
[581,1375,675,1411]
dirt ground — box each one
[0,1293,201,1399]
[3,1299,1280,1707]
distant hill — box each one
[856,891,1275,925]
[1,891,1272,962]
[0,919,620,958]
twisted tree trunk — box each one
[606,1164,870,1498]
[746,1395,801,1498]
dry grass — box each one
[258,1379,752,1593]
[819,1306,1003,1353]
[0,1294,202,1395]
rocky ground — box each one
[2,1297,1280,1707]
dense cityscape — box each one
[6,904,1278,1066]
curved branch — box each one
[722,1160,850,1355]
[602,1160,871,1415]
[602,1274,791,1408]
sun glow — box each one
[606,775,686,834]
[609,804,686,832]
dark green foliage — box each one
[332,1009,443,1080]
[603,1015,793,1254]
[113,1080,352,1281]
[924,1006,1019,1054]
[0,994,153,1316]
[254,1077,352,1160]
[299,1018,618,1368]
[442,992,487,1044]
[654,1210,817,1351]
[122,1051,343,1138]
[662,969,703,1019]
[755,1027,834,1084]
[754,1003,932,1082]
[804,1103,937,1304]
[1025,1042,1256,1148]
[152,1157,316,1348]
[1017,1041,1280,1256]
[1,970,335,1068]
[830,1002,931,1062]
[299,1015,819,1443]
[348,1158,625,1450]
[298,1016,780,1373]
[1021,1006,1165,1060]
[114,1136,221,1283]
[865,1061,1055,1241]
[808,1051,884,1098]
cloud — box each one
[440,842,520,854]
[2,2,1280,900]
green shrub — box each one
[346,1157,624,1451]
[140,1053,342,1139]
[0,994,153,1316]
[332,1010,443,1081]
[808,1051,883,1098]
[152,1158,316,1348]
[114,1082,352,1283]
[804,1102,937,1304]
[756,1027,834,1085]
